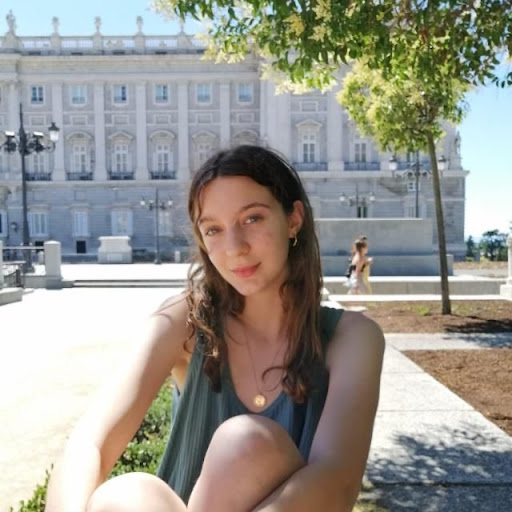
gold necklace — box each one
[240,321,286,409]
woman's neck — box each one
[239,294,287,345]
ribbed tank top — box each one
[157,305,343,503]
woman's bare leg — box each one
[188,415,305,512]
[86,472,187,512]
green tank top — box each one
[157,306,343,503]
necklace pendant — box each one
[253,394,267,408]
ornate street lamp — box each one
[339,184,375,218]
[140,188,173,264]
[389,151,447,218]
[1,103,59,272]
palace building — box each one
[0,13,468,263]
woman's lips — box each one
[232,263,260,278]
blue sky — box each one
[3,0,511,240]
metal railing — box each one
[293,162,328,171]
[344,162,381,171]
[67,171,94,181]
[150,170,177,180]
[2,262,24,288]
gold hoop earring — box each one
[292,235,298,247]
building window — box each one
[76,240,87,254]
[156,144,172,171]
[113,85,128,104]
[155,84,169,103]
[407,180,420,192]
[31,86,44,104]
[198,142,213,166]
[238,83,253,103]
[71,85,87,105]
[72,143,88,172]
[31,153,46,173]
[28,212,49,237]
[405,205,416,218]
[302,133,316,163]
[355,142,367,163]
[73,211,89,237]
[159,210,173,236]
[357,205,368,219]
[197,83,211,104]
[111,209,133,236]
[0,210,6,236]
[114,143,129,172]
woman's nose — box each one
[225,226,248,256]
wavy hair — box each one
[185,144,323,403]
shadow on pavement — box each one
[364,422,512,511]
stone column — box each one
[51,83,65,181]
[135,82,148,180]
[327,87,343,171]
[267,82,291,159]
[7,82,20,174]
[500,231,512,299]
[93,83,107,180]
[219,82,230,148]
[259,79,268,145]
[177,81,190,181]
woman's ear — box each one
[288,200,305,236]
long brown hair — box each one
[186,144,323,403]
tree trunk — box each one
[427,134,451,315]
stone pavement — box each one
[1,265,512,511]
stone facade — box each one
[0,14,468,262]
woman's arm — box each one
[252,311,385,512]
[45,295,191,512]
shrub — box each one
[10,380,173,512]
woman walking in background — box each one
[347,236,373,295]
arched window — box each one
[296,120,322,165]
[150,130,176,179]
[66,132,94,180]
[192,131,218,169]
[231,129,259,147]
[108,131,134,179]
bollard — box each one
[0,240,4,289]
[174,250,181,263]
[44,241,62,278]
[500,231,512,299]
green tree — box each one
[152,1,512,89]
[337,61,468,314]
[480,230,507,261]
[153,0,512,313]
[465,235,477,260]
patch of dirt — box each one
[361,300,512,333]
[356,297,512,438]
[404,349,512,436]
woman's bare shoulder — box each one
[326,310,385,368]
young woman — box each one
[347,237,373,295]
[45,145,385,512]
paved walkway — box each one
[1,265,511,511]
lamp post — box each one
[1,103,59,272]
[339,184,375,218]
[140,188,173,265]
[389,152,446,218]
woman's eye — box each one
[244,214,262,225]
[203,227,219,237]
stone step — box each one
[72,280,186,288]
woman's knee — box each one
[208,414,304,468]
[86,472,186,512]
[188,415,305,511]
